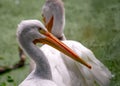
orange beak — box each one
[33,30,91,69]
[42,16,53,32]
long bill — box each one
[42,16,53,32]
[33,31,91,69]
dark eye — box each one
[38,27,43,33]
[38,27,46,34]
[39,27,42,31]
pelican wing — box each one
[62,40,112,86]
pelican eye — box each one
[39,27,45,34]
[39,27,42,30]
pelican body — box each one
[17,20,57,86]
[17,20,91,86]
[41,0,112,86]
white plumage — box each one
[61,41,112,86]
[18,20,90,86]
[17,20,58,86]
[41,0,112,86]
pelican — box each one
[41,0,112,86]
[17,20,91,86]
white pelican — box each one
[41,0,112,86]
[17,20,91,86]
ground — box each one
[0,0,120,86]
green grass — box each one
[0,0,120,85]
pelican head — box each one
[17,20,47,44]
[42,0,65,40]
[17,20,91,69]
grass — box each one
[0,0,120,85]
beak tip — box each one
[88,65,92,69]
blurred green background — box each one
[0,0,120,86]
